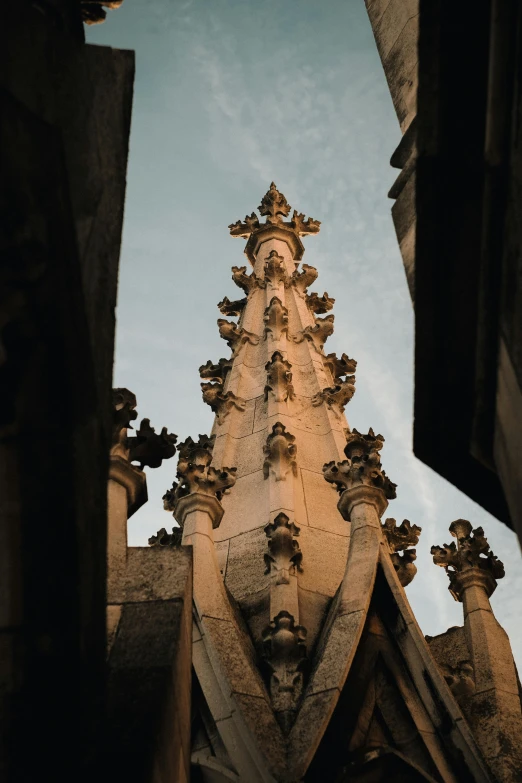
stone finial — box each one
[81,0,123,26]
[265,352,295,403]
[201,382,246,424]
[231,266,263,296]
[148,526,183,547]
[262,610,307,733]
[324,352,358,380]
[323,428,396,500]
[264,251,288,289]
[431,520,505,601]
[217,296,247,316]
[382,517,422,588]
[217,319,260,356]
[127,419,177,470]
[229,183,320,240]
[264,513,303,584]
[263,422,297,481]
[311,377,356,417]
[199,358,234,382]
[163,434,236,519]
[111,387,138,456]
[292,314,335,355]
[305,291,335,314]
[382,518,422,551]
[264,297,289,342]
[288,264,319,296]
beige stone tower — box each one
[159,185,522,782]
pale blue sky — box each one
[87,0,522,665]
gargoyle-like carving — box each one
[111,387,138,456]
[442,660,476,701]
[323,428,397,499]
[201,382,246,424]
[199,357,234,382]
[311,377,356,416]
[217,319,259,356]
[305,291,335,314]
[217,296,247,316]
[148,526,183,547]
[324,352,358,380]
[288,264,319,296]
[383,517,422,587]
[231,266,263,296]
[431,519,505,600]
[229,184,320,240]
[263,422,297,481]
[264,512,303,584]
[163,433,235,515]
[127,419,177,470]
[262,611,307,733]
[264,250,288,289]
[390,550,418,587]
[292,314,335,355]
[382,518,422,552]
[81,0,123,26]
[264,352,294,403]
[264,297,289,342]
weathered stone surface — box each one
[301,468,348,536]
[225,526,270,601]
[297,526,348,597]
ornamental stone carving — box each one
[81,0,123,26]
[264,513,303,585]
[288,264,319,297]
[442,660,476,701]
[382,517,422,587]
[217,296,247,316]
[148,526,183,547]
[199,357,234,382]
[111,387,138,457]
[262,611,307,733]
[231,266,263,296]
[217,318,260,356]
[431,519,505,601]
[201,382,246,424]
[127,419,177,470]
[311,377,356,417]
[265,352,295,402]
[263,422,298,481]
[163,434,236,518]
[264,297,289,342]
[264,251,288,289]
[229,184,320,240]
[305,291,335,314]
[324,352,358,380]
[292,314,335,355]
[323,428,397,499]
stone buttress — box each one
[157,185,522,783]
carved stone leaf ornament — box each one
[148,526,183,547]
[264,512,303,584]
[288,264,319,296]
[199,357,234,382]
[81,0,123,26]
[324,352,358,380]
[292,314,335,354]
[311,377,356,416]
[201,382,246,424]
[323,428,397,499]
[127,419,177,470]
[263,250,288,289]
[382,518,422,552]
[264,352,295,402]
[231,266,263,296]
[217,296,247,316]
[264,297,289,342]
[111,387,138,456]
[263,422,298,481]
[262,610,307,732]
[305,291,335,314]
[217,318,259,356]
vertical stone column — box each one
[432,520,522,782]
